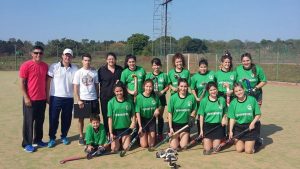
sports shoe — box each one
[24,145,35,153]
[47,139,56,148]
[254,137,264,152]
[61,137,70,145]
[78,137,85,145]
[36,141,48,148]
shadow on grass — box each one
[260,123,283,147]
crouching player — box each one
[228,83,262,154]
[85,114,108,155]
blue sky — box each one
[0,0,299,43]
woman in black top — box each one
[98,52,123,133]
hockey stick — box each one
[198,82,207,102]
[120,116,155,157]
[242,78,253,95]
[132,74,138,102]
[213,128,250,152]
[148,124,189,152]
[225,85,230,106]
[183,124,222,149]
[59,128,135,164]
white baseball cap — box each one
[63,48,73,56]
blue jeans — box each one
[49,96,73,140]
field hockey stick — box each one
[59,128,135,164]
[120,116,155,157]
[151,76,159,94]
[225,84,230,106]
[183,124,222,149]
[213,128,250,152]
[148,124,189,152]
[242,78,252,94]
[132,74,138,102]
[198,82,207,102]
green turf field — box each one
[0,71,299,169]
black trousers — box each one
[100,98,109,133]
[22,100,46,147]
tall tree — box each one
[127,33,150,55]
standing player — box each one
[214,51,236,102]
[236,53,267,106]
[228,83,262,154]
[198,82,227,154]
[168,78,197,149]
[145,58,169,141]
[47,48,78,148]
[136,79,161,148]
[168,53,190,95]
[73,53,100,145]
[98,52,123,134]
[19,45,48,152]
[108,82,135,152]
[191,58,215,134]
[120,54,146,101]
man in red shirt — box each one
[19,46,48,153]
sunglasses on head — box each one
[33,52,43,55]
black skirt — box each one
[203,123,225,140]
[141,117,156,132]
[234,122,260,141]
[171,122,190,133]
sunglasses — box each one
[33,52,43,55]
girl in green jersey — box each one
[191,58,215,135]
[168,53,191,94]
[120,54,146,101]
[168,78,197,149]
[136,80,161,148]
[228,83,261,154]
[145,58,169,141]
[214,51,236,103]
[198,82,227,154]
[236,53,267,106]
[108,82,135,152]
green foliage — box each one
[127,33,150,55]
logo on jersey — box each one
[247,104,252,110]
[209,75,214,80]
[159,78,164,83]
[219,104,223,109]
[251,74,255,78]
[152,100,156,105]
[138,72,143,77]
[230,75,234,80]
[125,105,129,111]
[187,101,192,107]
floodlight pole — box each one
[161,0,172,57]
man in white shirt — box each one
[73,53,99,145]
[47,48,78,148]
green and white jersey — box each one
[228,96,261,124]
[145,72,168,94]
[197,96,227,123]
[135,93,161,119]
[214,70,236,94]
[168,68,191,94]
[85,123,108,146]
[107,97,134,129]
[190,71,215,97]
[235,64,267,94]
[120,66,146,94]
[168,93,197,124]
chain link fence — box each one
[1,47,299,83]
